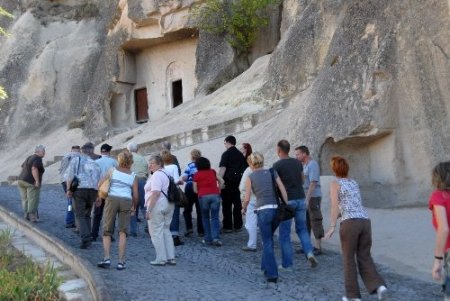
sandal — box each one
[97,259,111,268]
[167,259,176,265]
[116,262,126,270]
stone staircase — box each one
[3,101,286,186]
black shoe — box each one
[223,229,233,234]
[173,236,184,246]
[136,218,142,223]
[65,223,76,228]
[198,232,205,238]
[111,236,116,242]
[184,229,193,237]
[80,240,92,249]
[130,233,137,237]
[313,247,323,256]
[92,237,97,242]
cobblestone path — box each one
[0,185,443,300]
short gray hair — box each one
[127,142,138,152]
[161,141,171,151]
[35,144,45,153]
[148,154,163,167]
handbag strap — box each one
[269,168,282,206]
[75,157,81,176]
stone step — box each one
[45,160,55,167]
[54,155,64,162]
[7,175,18,183]
[110,106,286,157]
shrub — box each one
[193,0,280,54]
[0,228,61,300]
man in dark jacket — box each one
[219,135,246,232]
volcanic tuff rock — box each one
[0,0,449,207]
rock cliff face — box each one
[0,0,449,207]
[254,0,450,207]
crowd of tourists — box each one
[23,135,434,301]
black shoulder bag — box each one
[70,157,80,192]
[269,168,295,222]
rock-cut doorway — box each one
[135,88,149,123]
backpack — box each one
[160,171,187,207]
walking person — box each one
[242,152,288,288]
[161,150,185,246]
[295,145,324,255]
[182,149,204,237]
[429,161,450,301]
[193,157,224,246]
[127,142,149,236]
[59,145,80,228]
[273,140,318,270]
[97,151,138,270]
[219,135,246,233]
[239,143,257,251]
[92,144,118,242]
[145,155,176,266]
[325,156,387,301]
[66,143,101,249]
[17,144,46,223]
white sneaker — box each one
[377,285,388,300]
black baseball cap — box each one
[100,143,112,152]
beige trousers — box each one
[148,198,175,263]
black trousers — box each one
[221,184,242,230]
[183,184,204,234]
[91,198,105,240]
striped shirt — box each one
[337,178,369,221]
[183,162,198,184]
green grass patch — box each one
[0,228,62,300]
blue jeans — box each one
[130,177,146,235]
[170,205,181,236]
[199,194,221,242]
[257,208,279,280]
[61,182,75,225]
[279,198,314,268]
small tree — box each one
[193,0,280,55]
[0,7,14,100]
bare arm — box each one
[216,174,225,189]
[275,176,288,204]
[31,166,40,187]
[193,182,198,194]
[325,180,340,239]
[432,205,449,281]
[131,178,139,209]
[241,178,252,215]
[305,181,317,204]
[219,167,226,178]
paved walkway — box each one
[0,184,443,300]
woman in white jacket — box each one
[240,153,257,251]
